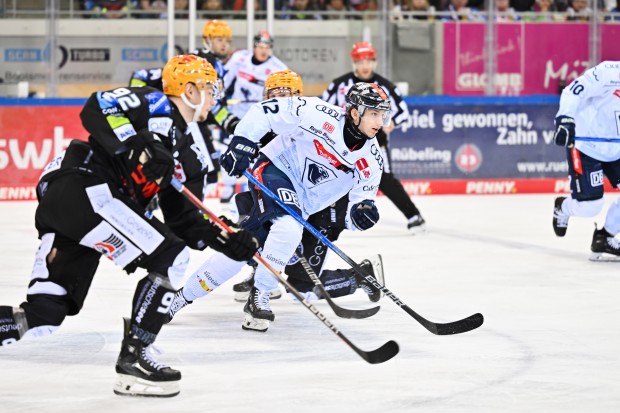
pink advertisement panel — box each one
[443,22,620,96]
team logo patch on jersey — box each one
[277,188,300,208]
[95,234,124,256]
[614,90,620,99]
[590,170,604,187]
[323,122,335,134]
[303,158,337,188]
[356,158,372,179]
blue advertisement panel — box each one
[390,96,568,180]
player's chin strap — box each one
[242,170,484,336]
[181,90,206,122]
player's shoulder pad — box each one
[591,61,620,86]
[138,88,172,116]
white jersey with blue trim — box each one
[556,61,620,162]
[234,96,383,228]
[223,50,288,119]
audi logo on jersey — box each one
[315,105,342,120]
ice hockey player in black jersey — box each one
[128,20,242,201]
[0,55,259,397]
[322,41,426,234]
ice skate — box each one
[356,254,385,303]
[242,286,275,332]
[233,267,282,302]
[114,318,181,397]
[590,225,620,262]
[407,215,426,234]
[163,290,192,324]
[553,196,569,237]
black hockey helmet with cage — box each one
[345,82,391,127]
[345,82,391,112]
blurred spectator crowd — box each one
[6,0,617,20]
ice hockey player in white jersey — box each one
[164,82,390,332]
[231,69,385,304]
[551,60,620,260]
[223,30,288,119]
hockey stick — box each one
[170,178,399,364]
[575,136,620,143]
[296,252,381,319]
[243,170,484,335]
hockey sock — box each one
[254,215,303,292]
[0,306,28,346]
[130,273,176,345]
[182,253,246,302]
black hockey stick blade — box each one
[324,293,380,319]
[418,311,484,335]
[386,289,484,335]
[343,336,399,364]
[298,254,380,319]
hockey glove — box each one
[222,113,241,135]
[553,116,576,148]
[220,135,259,178]
[350,200,380,231]
[126,130,175,187]
[213,227,260,262]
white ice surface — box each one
[1,194,619,413]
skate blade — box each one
[234,291,250,302]
[408,225,427,235]
[589,252,620,262]
[113,374,180,398]
[242,313,270,332]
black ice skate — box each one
[242,286,275,332]
[163,290,192,324]
[407,215,426,234]
[590,225,620,261]
[553,196,569,237]
[113,318,181,398]
[356,254,385,303]
[233,267,282,302]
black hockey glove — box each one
[221,113,241,135]
[126,130,175,187]
[350,200,379,231]
[213,227,260,262]
[220,135,259,178]
[553,116,576,148]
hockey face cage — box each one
[346,82,391,127]
[263,69,304,99]
[351,41,377,62]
